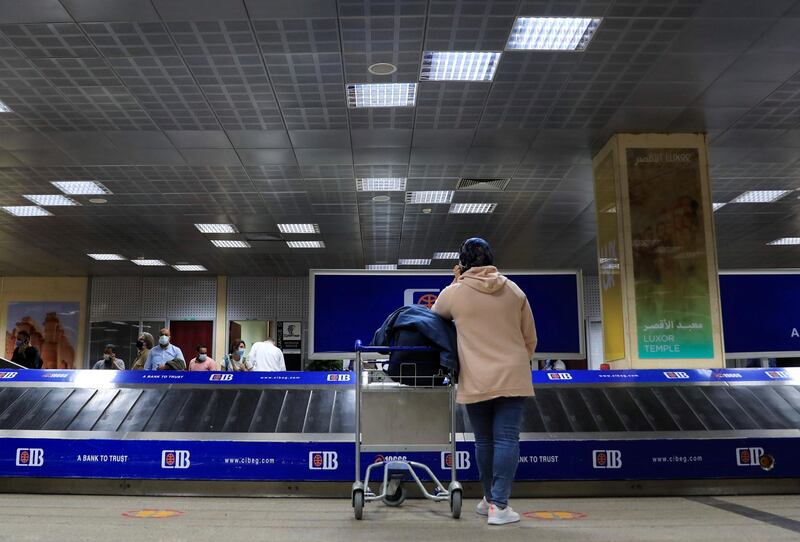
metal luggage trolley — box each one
[351,340,462,520]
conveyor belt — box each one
[2,383,799,434]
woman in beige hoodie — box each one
[432,238,536,526]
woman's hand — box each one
[452,264,462,283]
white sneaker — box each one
[488,504,520,525]
[475,498,490,516]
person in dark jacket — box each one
[11,330,42,369]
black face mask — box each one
[136,340,145,349]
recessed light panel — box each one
[405,191,454,204]
[51,180,111,195]
[507,17,601,51]
[287,241,325,248]
[0,100,11,113]
[768,238,800,246]
[449,203,497,214]
[194,223,238,234]
[433,252,459,260]
[346,83,417,108]
[731,190,792,203]
[211,240,251,248]
[1,206,52,217]
[277,223,320,234]
[173,264,207,271]
[357,178,407,191]
[131,259,166,266]
[87,253,126,261]
[713,203,727,211]
[399,259,431,266]
[420,51,502,81]
[367,264,398,270]
[23,194,79,206]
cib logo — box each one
[441,451,471,470]
[161,450,190,469]
[664,371,690,379]
[209,373,233,381]
[736,447,764,467]
[0,372,17,379]
[16,448,44,467]
[327,374,351,382]
[593,450,622,469]
[309,451,338,470]
[547,372,572,380]
[766,371,789,379]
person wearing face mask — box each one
[92,344,125,370]
[222,339,252,371]
[11,330,42,369]
[130,332,154,370]
[143,327,185,370]
[188,344,217,371]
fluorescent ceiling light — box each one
[399,259,431,266]
[23,194,79,206]
[131,259,166,266]
[367,264,397,270]
[1,206,52,217]
[277,223,320,234]
[211,240,251,248]
[87,253,126,261]
[433,252,459,260]
[357,178,407,191]
[768,238,800,246]
[194,223,238,234]
[405,191,454,204]
[731,190,792,204]
[0,100,11,113]
[287,241,325,248]
[346,83,417,108]
[420,51,502,81]
[507,17,601,51]
[449,203,497,214]
[712,203,727,211]
[173,264,207,271]
[51,180,111,195]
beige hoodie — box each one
[432,266,536,404]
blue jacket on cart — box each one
[371,305,459,376]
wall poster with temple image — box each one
[626,148,714,359]
[5,302,80,368]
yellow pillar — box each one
[592,134,724,369]
[214,275,227,362]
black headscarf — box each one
[459,237,494,273]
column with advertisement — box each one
[592,134,724,368]
[592,148,628,365]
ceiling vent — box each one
[456,178,510,191]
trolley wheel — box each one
[381,484,407,507]
[450,489,462,519]
[353,489,364,520]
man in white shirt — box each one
[249,339,286,371]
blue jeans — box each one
[465,397,525,508]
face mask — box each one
[15,340,22,348]
[197,354,207,362]
[237,348,245,357]
[136,340,144,349]
[104,354,112,361]
[159,335,169,346]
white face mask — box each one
[237,348,245,357]
[103,354,112,361]
[159,335,170,346]
[197,354,207,362]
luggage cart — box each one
[351,340,462,520]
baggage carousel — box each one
[1,367,799,496]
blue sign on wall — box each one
[310,271,583,358]
[719,273,800,355]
